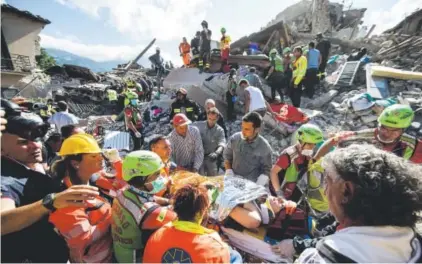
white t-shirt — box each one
[245,86,266,112]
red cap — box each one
[172,113,192,126]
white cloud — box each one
[40,33,176,63]
[55,0,212,42]
[363,0,422,34]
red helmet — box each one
[176,87,187,95]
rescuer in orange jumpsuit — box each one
[179,37,191,67]
[49,134,113,263]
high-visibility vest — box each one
[271,55,284,72]
[281,146,328,213]
[111,187,176,263]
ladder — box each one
[334,61,361,87]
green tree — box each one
[36,48,56,70]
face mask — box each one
[376,134,397,144]
[301,149,313,157]
[149,175,167,194]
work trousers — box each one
[226,91,236,121]
[199,49,211,70]
[269,71,284,101]
[289,81,303,108]
[304,68,318,99]
[220,48,230,72]
[129,129,143,150]
[200,156,219,176]
[182,52,191,67]
[319,56,328,80]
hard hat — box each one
[297,124,324,144]
[156,47,160,51]
[316,32,323,38]
[270,48,278,55]
[378,104,414,129]
[221,27,226,33]
[172,113,192,126]
[283,47,291,54]
[176,87,187,95]
[59,133,101,156]
[122,150,164,181]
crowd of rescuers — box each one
[1,86,422,264]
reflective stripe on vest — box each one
[117,194,145,225]
[68,220,90,238]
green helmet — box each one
[297,124,324,144]
[126,91,138,100]
[221,27,226,33]
[378,104,414,129]
[270,48,278,55]
[283,47,291,54]
[122,150,164,182]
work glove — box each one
[103,148,121,163]
[180,53,183,57]
[134,131,142,138]
[271,239,295,259]
[225,169,234,177]
[208,152,218,161]
[284,200,297,215]
[256,174,269,187]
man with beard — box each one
[223,112,273,185]
[315,104,422,164]
[169,87,200,122]
[0,99,98,263]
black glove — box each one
[208,152,218,161]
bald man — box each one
[198,99,227,138]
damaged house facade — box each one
[1,4,50,89]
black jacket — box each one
[1,157,68,263]
[198,111,228,138]
[170,99,201,122]
[191,37,200,54]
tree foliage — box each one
[36,48,56,70]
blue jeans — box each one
[229,247,243,263]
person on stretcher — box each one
[228,196,297,229]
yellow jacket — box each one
[293,55,307,85]
[220,35,231,50]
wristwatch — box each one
[42,193,56,211]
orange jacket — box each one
[143,221,230,263]
[49,178,113,263]
[179,42,191,54]
[91,160,127,199]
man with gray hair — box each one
[291,144,422,263]
[194,107,226,176]
[198,98,227,138]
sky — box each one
[4,0,422,66]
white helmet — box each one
[156,47,160,52]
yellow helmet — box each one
[59,133,101,156]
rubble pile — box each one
[373,35,422,72]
